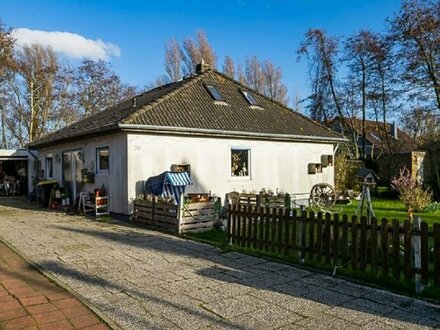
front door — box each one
[62,150,82,204]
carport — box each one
[0,149,30,195]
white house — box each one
[29,66,346,216]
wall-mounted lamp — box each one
[77,151,85,163]
[54,153,61,163]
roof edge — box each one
[118,124,348,143]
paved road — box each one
[0,197,439,329]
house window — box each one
[96,147,109,174]
[241,90,258,106]
[231,148,250,177]
[205,84,225,102]
[45,155,53,179]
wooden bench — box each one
[79,192,110,217]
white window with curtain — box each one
[45,154,53,179]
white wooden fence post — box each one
[177,193,184,234]
[413,216,423,294]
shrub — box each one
[423,202,440,213]
[391,167,432,213]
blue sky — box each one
[2,0,402,106]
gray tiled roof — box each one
[30,70,344,148]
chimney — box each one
[391,121,398,139]
[195,59,210,74]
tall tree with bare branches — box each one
[392,0,440,113]
[11,44,58,143]
[222,56,235,79]
[244,56,264,92]
[0,19,15,148]
[392,0,440,196]
[182,30,217,74]
[297,29,344,122]
[261,60,288,105]
[73,59,138,117]
[164,39,183,82]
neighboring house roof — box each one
[329,117,418,154]
[29,69,345,148]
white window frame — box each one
[230,147,251,180]
[96,146,110,175]
[45,154,53,179]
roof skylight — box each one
[241,90,258,106]
[205,85,225,102]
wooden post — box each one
[177,193,184,234]
[291,209,297,257]
[308,211,315,261]
[247,206,253,248]
[277,208,284,254]
[264,207,270,252]
[232,204,237,245]
[300,210,307,262]
[333,213,339,265]
[381,218,389,277]
[284,209,290,255]
[351,216,358,270]
[434,223,440,287]
[341,214,348,264]
[325,213,331,264]
[420,221,429,284]
[413,217,422,294]
[392,219,400,280]
[316,212,323,262]
[226,204,232,244]
[370,217,378,276]
[403,220,412,281]
[359,216,367,272]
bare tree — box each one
[244,56,264,93]
[11,44,58,143]
[73,59,138,117]
[164,39,183,82]
[261,60,288,105]
[182,30,217,74]
[0,19,15,148]
[392,0,440,113]
[391,0,440,196]
[222,56,235,79]
[236,63,246,85]
[297,29,344,122]
[345,30,378,158]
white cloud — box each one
[11,28,121,60]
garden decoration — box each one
[355,168,379,222]
[309,183,337,210]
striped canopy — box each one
[145,171,192,205]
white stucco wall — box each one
[127,134,335,213]
[34,133,128,214]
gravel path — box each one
[0,197,439,330]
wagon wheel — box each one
[310,183,336,209]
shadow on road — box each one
[47,223,440,329]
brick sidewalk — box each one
[0,241,109,330]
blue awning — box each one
[164,171,193,186]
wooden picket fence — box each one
[227,204,440,288]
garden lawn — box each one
[340,198,440,226]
